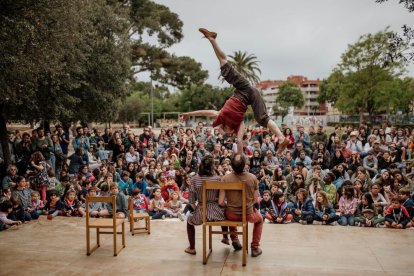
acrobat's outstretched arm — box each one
[180,110,219,120]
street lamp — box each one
[150,79,154,127]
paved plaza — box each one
[0,217,412,275]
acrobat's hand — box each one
[180,113,189,120]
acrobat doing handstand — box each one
[180,28,289,153]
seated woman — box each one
[291,188,315,224]
[314,191,339,225]
[185,155,226,255]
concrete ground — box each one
[0,217,412,276]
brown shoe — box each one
[232,240,243,251]
[47,214,54,220]
[185,247,196,255]
[251,247,262,257]
[221,238,230,245]
[277,138,290,154]
[199,28,217,39]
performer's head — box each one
[218,124,236,137]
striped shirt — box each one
[187,175,225,226]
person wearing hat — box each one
[362,134,378,157]
[323,171,337,205]
[346,131,363,154]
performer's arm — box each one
[180,110,219,120]
[236,121,245,156]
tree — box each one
[128,0,208,89]
[376,0,414,63]
[320,29,409,121]
[0,0,131,165]
[227,51,262,85]
[178,84,233,112]
[274,83,304,122]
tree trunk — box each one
[0,106,11,166]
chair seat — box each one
[205,220,246,227]
[89,218,124,228]
[131,213,150,219]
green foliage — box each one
[322,29,410,118]
[128,0,208,89]
[274,83,304,122]
[227,51,262,85]
[178,84,233,112]
[0,0,131,124]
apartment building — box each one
[256,75,327,116]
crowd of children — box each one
[1,121,413,231]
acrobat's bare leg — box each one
[199,28,227,66]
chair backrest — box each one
[86,195,117,226]
[202,181,246,224]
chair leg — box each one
[242,225,247,266]
[147,217,151,234]
[130,215,133,234]
[96,228,100,247]
[203,224,207,265]
[246,223,248,254]
[209,225,212,251]
[122,222,126,248]
[113,226,117,256]
[86,227,90,255]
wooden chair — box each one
[86,195,126,256]
[128,198,151,235]
[202,181,248,266]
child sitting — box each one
[165,191,184,221]
[161,176,179,201]
[86,187,109,218]
[338,186,358,226]
[9,195,31,222]
[314,191,339,225]
[61,189,85,217]
[0,200,22,229]
[27,191,44,219]
[148,188,167,220]
[106,183,128,218]
[354,192,384,227]
[399,188,414,221]
[0,188,12,204]
[55,175,71,198]
[269,191,292,224]
[133,172,146,195]
[118,171,133,195]
[47,170,59,192]
[43,190,63,220]
[291,188,315,224]
[259,190,273,221]
[78,179,92,203]
[130,188,149,214]
[385,197,412,229]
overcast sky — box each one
[153,0,413,86]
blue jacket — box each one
[315,203,336,220]
[291,197,315,217]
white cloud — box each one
[154,0,414,86]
